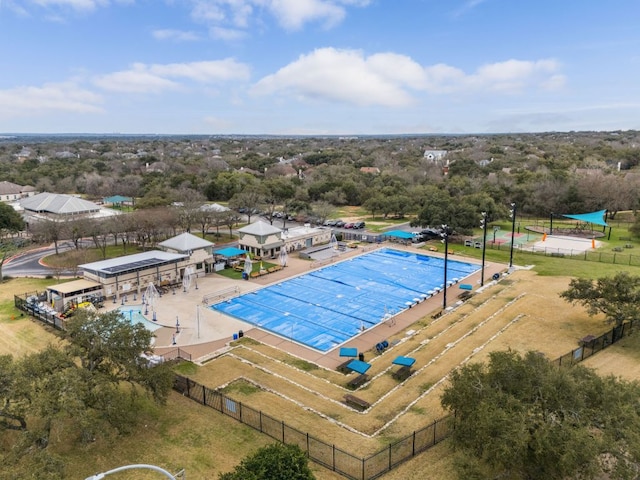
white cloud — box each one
[268,0,345,30]
[210,26,247,41]
[470,59,563,93]
[94,66,181,93]
[0,82,103,119]
[252,48,565,107]
[93,60,251,93]
[30,0,105,10]
[188,0,368,34]
[251,48,419,107]
[152,29,200,42]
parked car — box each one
[334,220,345,228]
[344,222,354,229]
[420,228,443,240]
[353,221,365,229]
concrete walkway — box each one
[127,243,505,368]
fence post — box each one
[388,443,392,470]
[433,419,437,445]
[282,420,285,443]
[202,385,206,405]
[186,377,191,397]
[332,445,336,472]
[306,432,309,455]
[239,402,243,422]
[412,431,416,455]
[259,411,263,432]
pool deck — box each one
[104,243,504,368]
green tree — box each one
[0,202,24,234]
[441,350,640,480]
[0,310,174,463]
[560,272,640,327]
[219,443,315,480]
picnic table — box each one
[346,359,371,389]
[392,356,416,381]
[337,347,358,373]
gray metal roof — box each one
[20,192,100,214]
[238,220,282,236]
[158,232,214,253]
[79,250,188,276]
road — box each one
[4,240,87,277]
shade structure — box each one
[392,356,416,367]
[561,209,608,227]
[214,247,246,257]
[384,230,414,239]
[347,359,371,375]
[339,347,358,358]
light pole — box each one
[480,212,488,286]
[509,203,517,269]
[85,464,177,480]
[441,225,449,309]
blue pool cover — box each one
[211,248,479,352]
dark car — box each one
[353,221,365,229]
[334,220,345,228]
[420,228,443,240]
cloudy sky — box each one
[1,0,639,135]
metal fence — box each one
[13,291,191,363]
[553,320,634,368]
[476,240,640,266]
[173,318,636,479]
[173,374,452,480]
[14,291,67,330]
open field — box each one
[3,244,640,479]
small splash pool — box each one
[118,305,162,332]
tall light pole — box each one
[85,464,177,480]
[441,225,449,309]
[509,203,517,269]
[480,212,488,286]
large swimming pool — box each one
[211,248,479,352]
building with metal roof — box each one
[80,250,189,300]
[237,220,331,258]
[20,192,119,222]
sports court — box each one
[211,248,480,352]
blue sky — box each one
[1,0,639,135]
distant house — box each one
[360,167,380,175]
[423,150,448,162]
[103,195,134,207]
[0,181,37,203]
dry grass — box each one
[0,277,63,357]
[0,270,624,479]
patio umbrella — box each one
[243,256,253,275]
[182,266,194,291]
[279,248,288,267]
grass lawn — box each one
[5,237,640,480]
